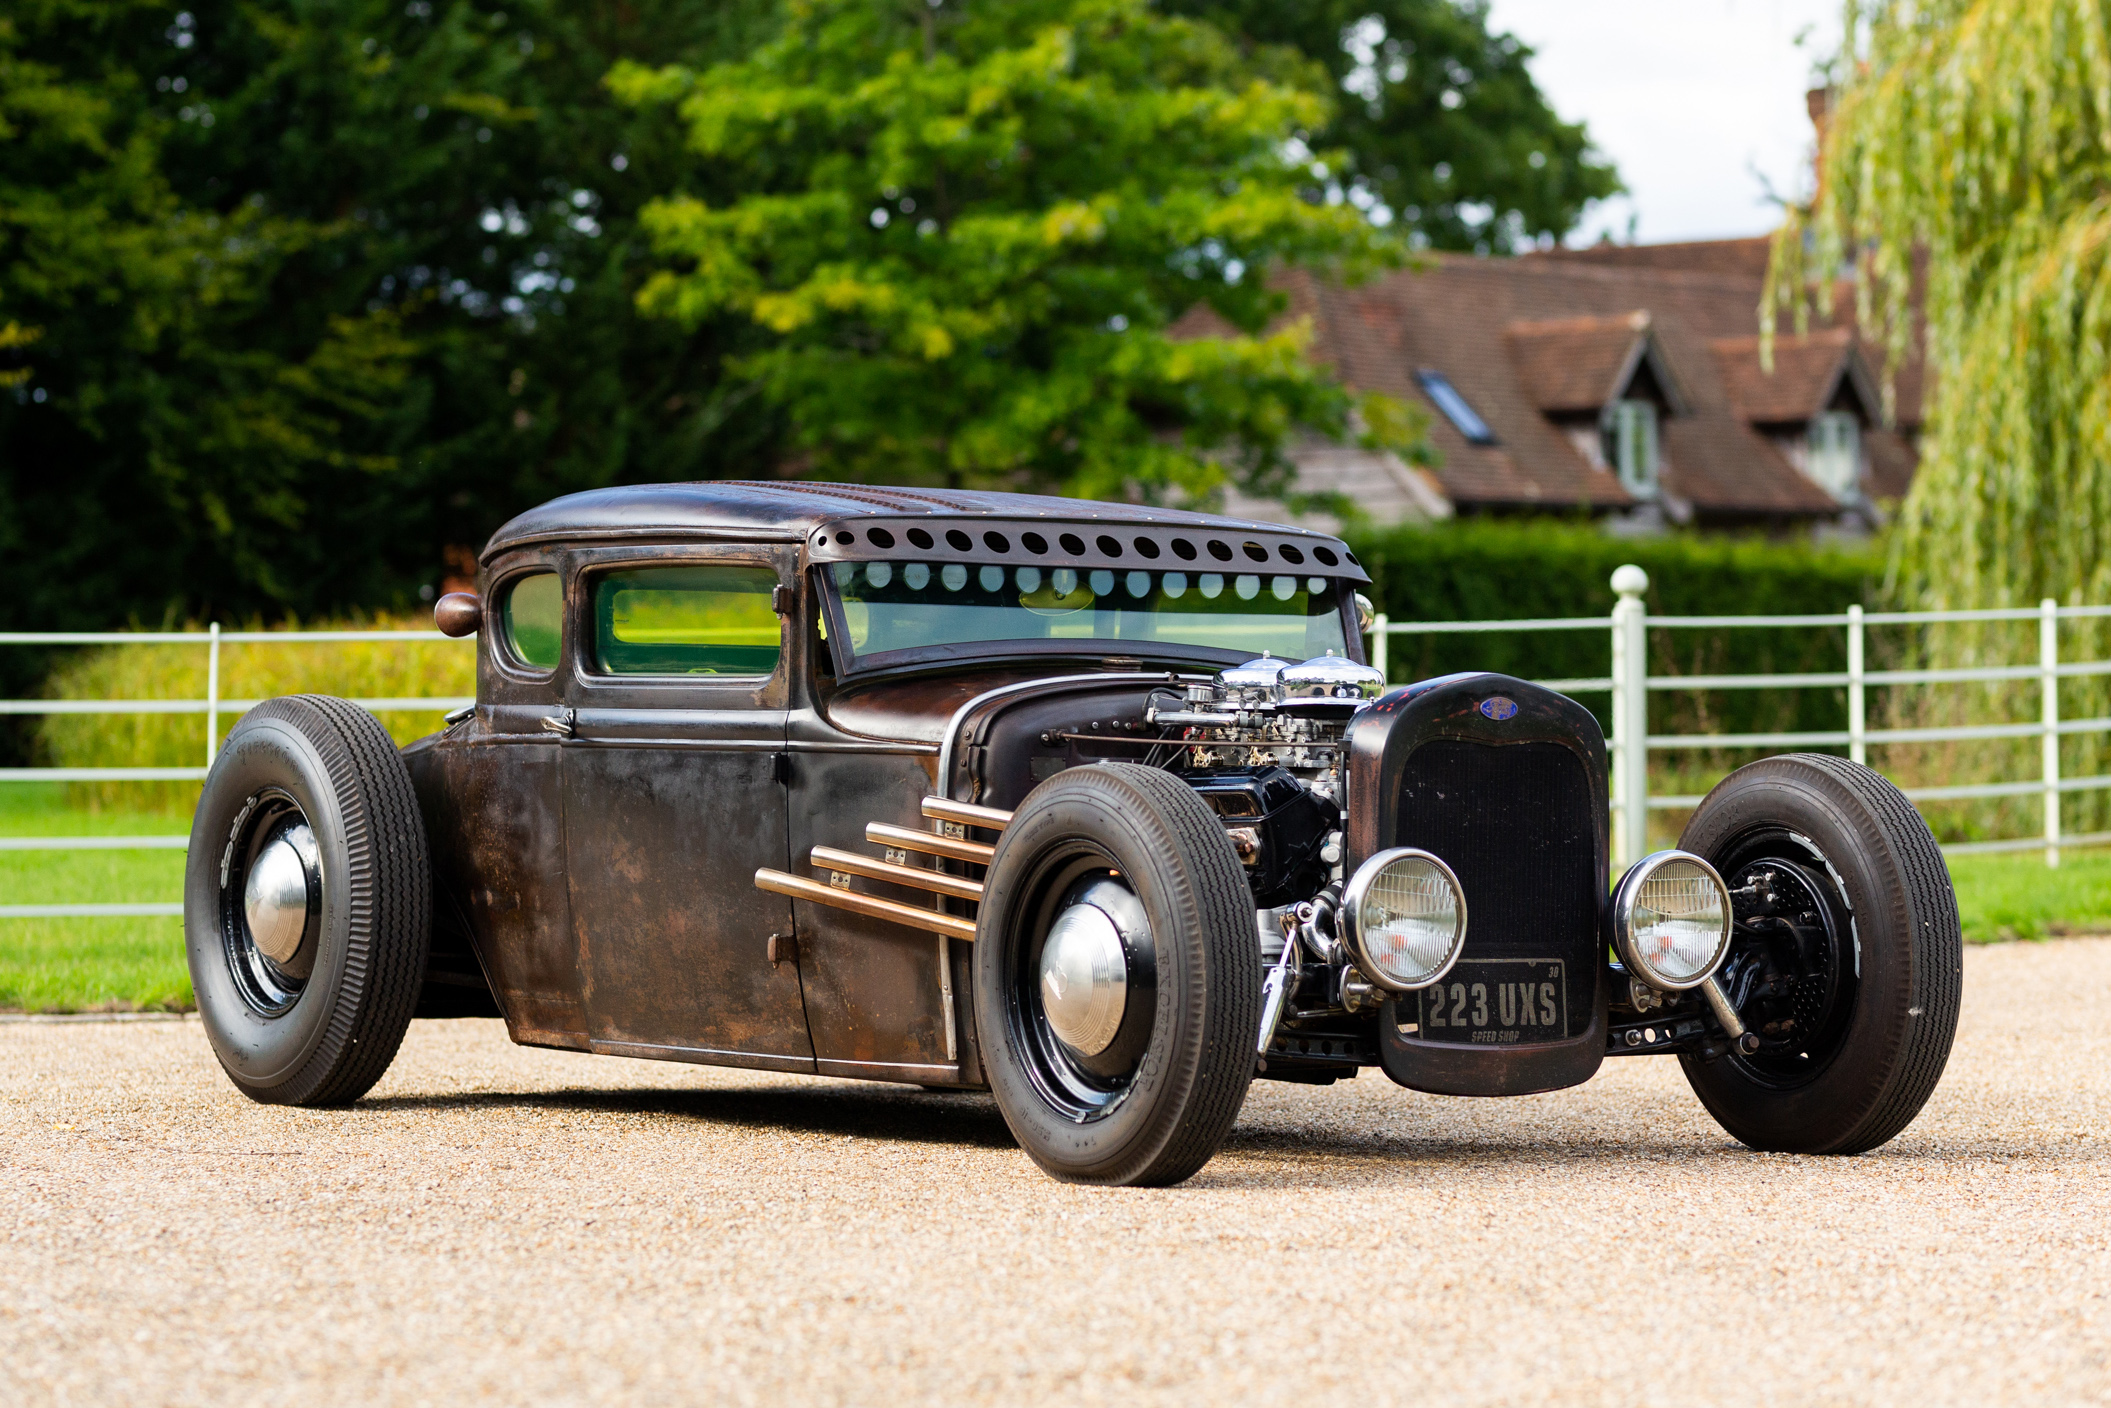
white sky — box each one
[1482,0,1842,245]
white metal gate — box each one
[1370,567,2111,868]
[0,626,470,919]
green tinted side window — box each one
[502,572,563,671]
[593,565,782,676]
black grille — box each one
[1393,740,1598,1039]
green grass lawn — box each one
[0,785,191,1012]
[4,783,2109,1012]
[1947,849,2111,942]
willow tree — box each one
[1768,1,2111,850]
[1769,0,2111,610]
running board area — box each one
[752,796,1014,941]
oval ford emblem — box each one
[1479,696,1518,721]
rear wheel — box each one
[973,764,1260,1186]
[185,696,431,1106]
[1677,754,1961,1154]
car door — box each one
[559,545,813,1069]
[420,553,588,1050]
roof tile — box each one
[1505,312,1652,413]
[1286,254,1915,518]
[1710,329,1855,422]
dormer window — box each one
[1415,369,1498,445]
[1607,399,1660,499]
[1807,410,1861,500]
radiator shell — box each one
[1344,673,1610,1095]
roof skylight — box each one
[1414,369,1497,445]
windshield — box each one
[824,561,1351,667]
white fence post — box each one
[1611,565,1650,869]
[2042,598,2061,867]
[1609,589,1623,853]
[1371,612,1390,682]
[205,621,221,768]
[1847,604,1866,766]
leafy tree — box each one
[1770,0,2111,609]
[613,0,1426,507]
[1166,0,1621,252]
[180,0,789,572]
[0,0,780,636]
[0,0,416,631]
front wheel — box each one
[973,764,1261,1186]
[184,696,431,1106]
[1677,753,1962,1154]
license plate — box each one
[1416,960,1567,1045]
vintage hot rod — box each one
[185,483,1963,1185]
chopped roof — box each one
[481,480,1367,576]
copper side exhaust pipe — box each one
[920,796,1013,832]
[866,822,995,865]
[810,846,984,901]
[754,869,977,941]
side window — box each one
[501,571,563,671]
[593,564,782,676]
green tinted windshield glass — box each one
[593,565,782,676]
[502,572,562,671]
[827,562,1348,663]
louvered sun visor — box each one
[801,518,1372,587]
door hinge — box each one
[771,583,792,616]
[771,751,793,785]
[767,931,799,967]
[539,708,576,739]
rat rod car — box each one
[184,482,1963,1185]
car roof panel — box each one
[481,481,1370,583]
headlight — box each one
[1613,850,1733,991]
[1340,848,1467,993]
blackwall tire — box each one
[973,764,1260,1186]
[184,695,431,1106]
[1677,753,1961,1154]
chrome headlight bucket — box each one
[1612,849,1734,992]
[1340,847,1468,993]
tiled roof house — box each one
[1199,238,1921,534]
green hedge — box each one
[1343,519,1887,742]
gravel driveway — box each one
[3,937,2106,1407]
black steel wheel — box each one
[184,696,431,1106]
[973,764,1260,1186]
[1677,753,1962,1154]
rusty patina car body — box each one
[406,481,1381,1088]
[185,480,1963,1184]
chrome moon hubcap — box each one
[244,835,307,964]
[243,824,319,975]
[1039,895,1130,1057]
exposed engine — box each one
[1147,650,1384,884]
[1147,652,1390,1071]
